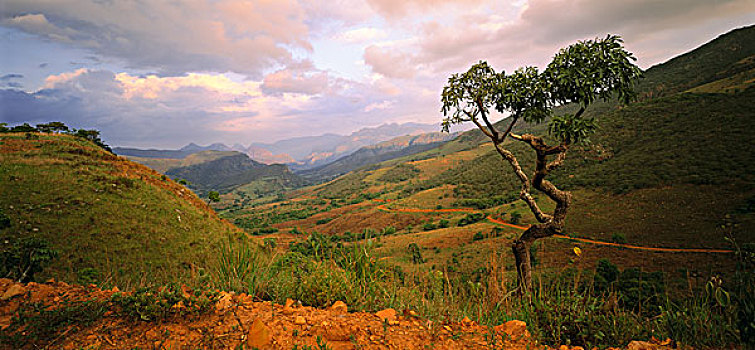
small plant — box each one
[112,284,218,321]
[408,243,425,264]
[0,298,107,348]
[423,222,437,231]
[438,219,450,228]
[509,212,522,225]
[0,236,58,282]
[473,232,485,241]
[610,233,627,244]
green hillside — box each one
[0,133,243,287]
[165,152,305,195]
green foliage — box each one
[408,243,424,264]
[378,163,420,183]
[610,233,627,244]
[263,237,277,251]
[438,219,450,228]
[548,114,596,145]
[456,192,518,209]
[0,236,58,282]
[0,209,10,230]
[207,191,220,203]
[77,267,100,285]
[472,232,484,241]
[111,284,218,321]
[422,222,437,231]
[316,218,333,225]
[457,213,485,226]
[509,212,522,225]
[0,298,107,348]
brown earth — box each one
[0,279,540,350]
[0,279,679,350]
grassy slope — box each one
[225,27,755,285]
[0,133,243,287]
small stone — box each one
[559,345,569,350]
[375,308,397,322]
[284,298,295,308]
[329,300,347,313]
[388,320,399,326]
[1,284,25,300]
[294,316,306,325]
[627,340,669,350]
[493,320,529,339]
[215,292,233,313]
[247,318,272,349]
[461,317,473,326]
[572,347,584,350]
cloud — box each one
[0,73,24,88]
[335,27,387,43]
[261,61,333,95]
[365,0,485,19]
[363,100,394,112]
[0,1,312,77]
[364,45,417,78]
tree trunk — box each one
[512,238,533,293]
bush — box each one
[112,285,218,321]
[458,213,485,226]
[438,219,450,228]
[0,236,58,282]
[510,212,522,225]
[611,233,627,244]
[408,243,424,264]
[472,232,485,241]
[423,222,437,231]
[0,298,107,348]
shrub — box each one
[473,232,485,241]
[438,219,450,228]
[458,213,485,226]
[0,236,58,282]
[510,212,522,225]
[112,284,218,321]
[0,298,107,348]
[423,222,437,231]
[611,233,627,244]
[408,243,424,264]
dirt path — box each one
[374,200,733,254]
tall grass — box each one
[212,239,749,349]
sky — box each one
[1,1,753,148]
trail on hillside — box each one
[374,200,733,254]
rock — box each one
[375,308,397,322]
[247,318,272,349]
[284,298,295,308]
[324,324,351,341]
[559,346,569,350]
[493,320,529,339]
[215,292,233,313]
[1,284,25,300]
[627,340,672,350]
[294,316,306,325]
[329,300,347,314]
[461,317,473,326]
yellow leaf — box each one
[573,247,582,256]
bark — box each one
[467,101,572,293]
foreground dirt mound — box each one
[0,279,539,349]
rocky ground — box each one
[0,279,674,349]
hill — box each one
[0,133,243,287]
[298,132,458,182]
[165,151,305,195]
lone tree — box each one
[441,35,641,292]
[207,191,220,205]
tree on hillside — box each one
[207,191,220,205]
[440,35,641,292]
[37,121,69,133]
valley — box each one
[1,24,754,350]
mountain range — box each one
[114,122,441,167]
